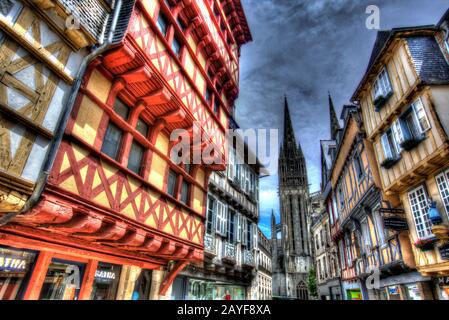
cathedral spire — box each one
[328,92,340,140]
[283,96,297,150]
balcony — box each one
[355,235,405,278]
[222,242,236,265]
[204,233,216,257]
[242,249,255,268]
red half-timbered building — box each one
[0,0,251,300]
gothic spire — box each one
[283,96,297,150]
[271,210,276,240]
[328,92,340,140]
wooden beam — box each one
[159,260,189,296]
[78,260,99,300]
[22,251,52,300]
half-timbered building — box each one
[172,130,262,300]
[313,98,343,300]
[352,18,449,300]
[0,0,252,300]
[328,101,428,300]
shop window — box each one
[405,284,422,300]
[0,246,37,300]
[167,169,177,197]
[172,36,182,57]
[180,180,190,205]
[408,186,432,239]
[39,259,86,300]
[127,141,145,174]
[101,122,123,160]
[132,269,152,300]
[436,168,449,217]
[90,263,121,300]
[136,118,149,138]
[157,12,168,37]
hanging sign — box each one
[383,216,408,230]
[95,270,117,280]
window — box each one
[246,221,252,248]
[136,119,149,138]
[353,152,364,180]
[157,13,168,36]
[216,201,227,236]
[167,170,177,197]
[206,196,216,234]
[373,210,386,245]
[361,219,372,251]
[113,99,129,120]
[338,184,345,210]
[228,210,236,242]
[40,259,85,300]
[241,216,247,245]
[172,36,181,56]
[381,128,400,160]
[436,169,449,217]
[101,122,123,160]
[345,234,352,266]
[214,98,220,115]
[128,141,144,174]
[408,186,432,238]
[205,88,212,104]
[338,240,346,269]
[411,99,431,133]
[236,213,242,242]
[91,263,121,300]
[177,17,186,31]
[373,67,392,100]
[180,181,189,204]
[0,246,37,300]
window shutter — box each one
[381,133,393,159]
[236,213,242,242]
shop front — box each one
[171,276,247,300]
[0,238,158,300]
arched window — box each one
[297,281,308,300]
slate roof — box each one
[351,26,444,101]
[106,0,136,45]
[407,37,449,85]
[437,9,449,27]
[60,0,111,41]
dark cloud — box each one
[235,0,449,237]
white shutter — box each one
[381,133,393,159]
[392,120,404,146]
[236,213,242,242]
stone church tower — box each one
[272,97,312,300]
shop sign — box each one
[0,254,27,271]
[383,217,408,231]
[95,270,116,280]
[347,290,362,300]
[437,277,449,286]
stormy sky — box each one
[234,0,449,237]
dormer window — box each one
[372,67,393,111]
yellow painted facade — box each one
[355,29,449,287]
